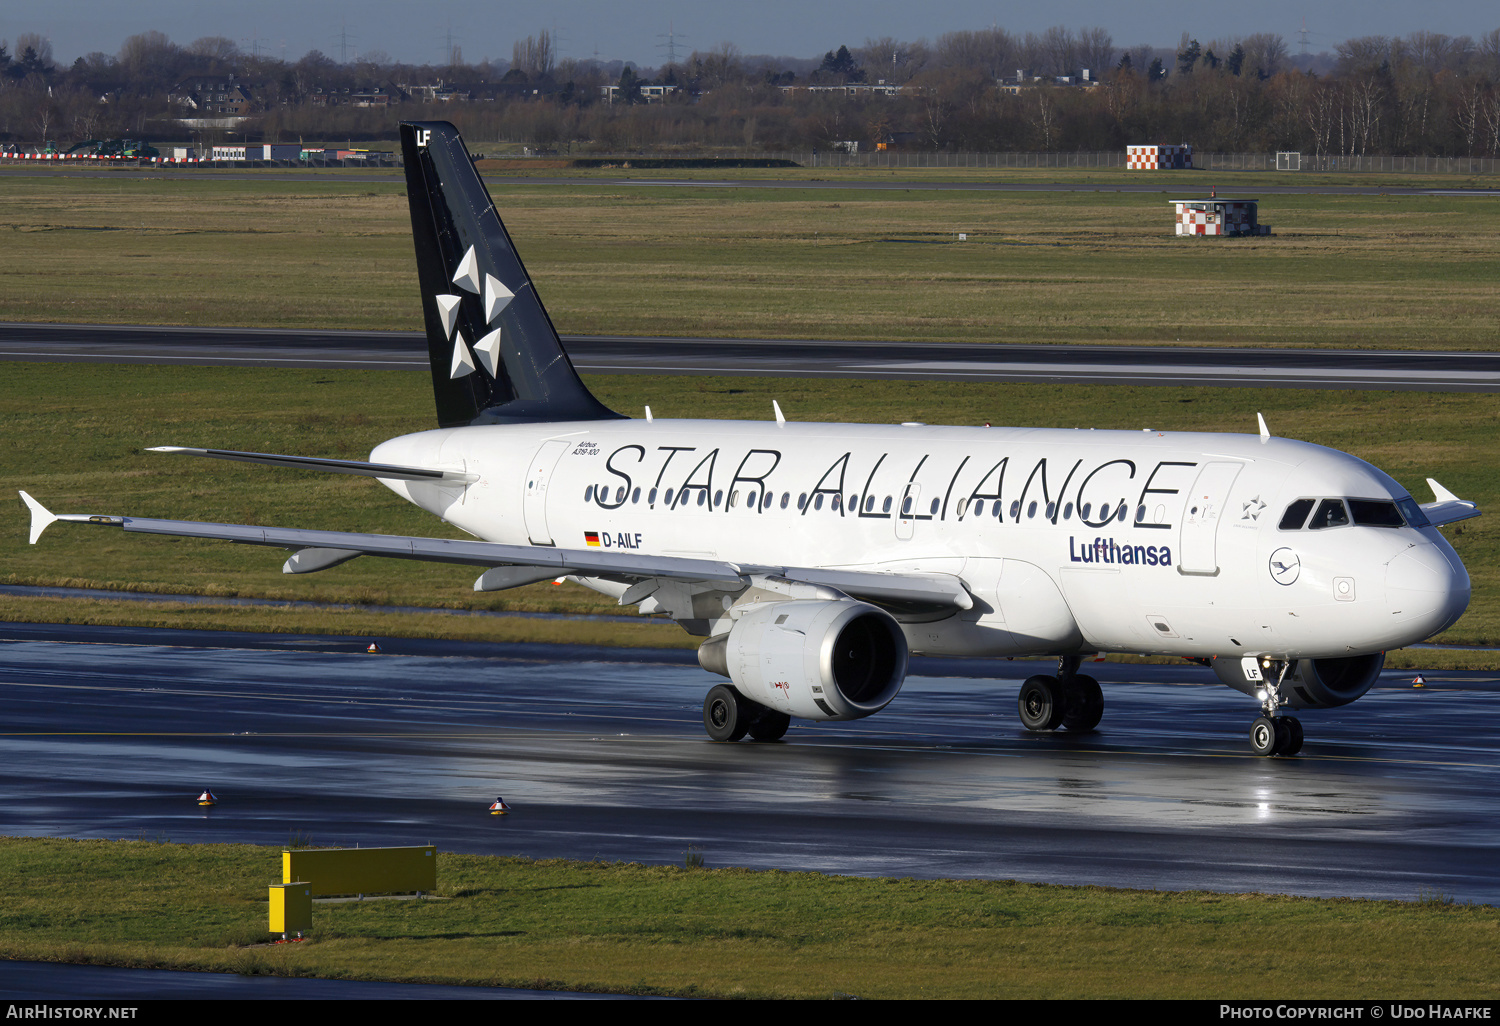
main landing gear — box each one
[703,684,791,743]
[1017,655,1104,734]
[1248,659,1303,757]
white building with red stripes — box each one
[1172,198,1270,237]
[1127,144,1192,169]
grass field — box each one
[2,837,1495,999]
[1,364,1494,661]
[2,169,1499,347]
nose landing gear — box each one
[1248,659,1304,757]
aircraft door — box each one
[523,439,570,546]
[895,484,921,540]
[1178,461,1243,575]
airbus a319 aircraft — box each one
[22,121,1480,757]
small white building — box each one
[1172,198,1270,237]
[1128,144,1192,169]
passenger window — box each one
[1348,499,1404,528]
[1307,498,1349,530]
[1279,498,1314,530]
[882,496,892,513]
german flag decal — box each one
[584,531,601,547]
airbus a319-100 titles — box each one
[21,121,1479,757]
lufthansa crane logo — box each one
[1269,547,1301,586]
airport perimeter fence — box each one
[730,150,1500,173]
[5,149,1497,174]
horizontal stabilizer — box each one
[148,447,477,483]
[1421,478,1481,527]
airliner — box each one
[21,121,1478,757]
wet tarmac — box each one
[3,622,1497,906]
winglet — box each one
[773,400,786,427]
[1257,412,1270,441]
[19,491,57,545]
[1427,478,1460,504]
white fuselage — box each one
[371,419,1469,661]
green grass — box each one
[2,172,1499,347]
[1,364,1494,661]
[1,836,1494,998]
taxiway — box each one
[3,622,1497,904]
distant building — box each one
[780,82,904,97]
[1128,144,1193,169]
[1172,198,1270,236]
[600,84,678,103]
[169,75,257,116]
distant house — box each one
[781,82,905,97]
[169,75,257,116]
[311,84,407,108]
[600,83,678,103]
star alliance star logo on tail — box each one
[434,245,514,380]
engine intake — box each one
[698,600,908,721]
[1213,653,1385,709]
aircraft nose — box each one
[1385,542,1470,637]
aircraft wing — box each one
[18,492,973,613]
[1421,478,1481,527]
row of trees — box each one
[3,27,1500,157]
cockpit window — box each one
[1278,498,1314,531]
[1348,499,1404,528]
[1395,496,1430,528]
[1307,498,1350,530]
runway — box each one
[4,321,1499,391]
[3,622,1498,905]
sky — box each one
[6,0,1498,68]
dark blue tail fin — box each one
[400,121,622,427]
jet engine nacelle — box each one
[698,599,908,721]
[1212,653,1385,709]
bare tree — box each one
[1241,33,1287,78]
[1041,26,1077,77]
[1029,86,1058,147]
[934,28,1015,79]
[1076,27,1114,79]
[188,36,239,61]
[512,30,554,80]
[1453,79,1487,155]
[691,42,743,90]
[858,36,927,83]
